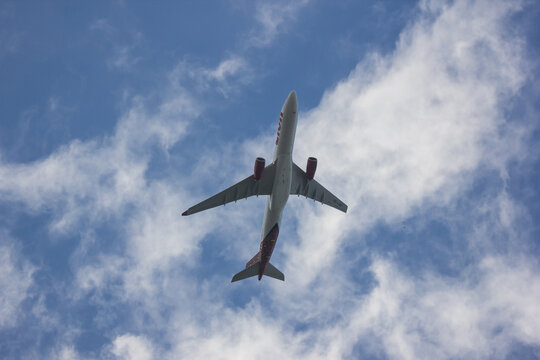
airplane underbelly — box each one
[261,155,291,239]
[272,159,291,209]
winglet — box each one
[182,210,188,216]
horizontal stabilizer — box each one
[231,261,285,282]
[264,262,285,281]
[231,262,260,282]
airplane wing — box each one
[290,162,348,213]
[182,163,276,216]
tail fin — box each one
[246,251,261,268]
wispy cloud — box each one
[0,4,21,58]
[90,18,143,71]
[170,55,253,98]
[249,0,310,47]
[0,29,21,58]
[0,235,34,329]
[0,69,221,355]
[107,44,142,71]
[108,334,156,360]
[0,87,197,233]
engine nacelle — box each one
[306,157,317,180]
[254,157,265,180]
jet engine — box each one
[254,157,265,180]
[306,157,317,180]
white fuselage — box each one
[260,91,298,242]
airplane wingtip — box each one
[182,210,188,216]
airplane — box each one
[182,91,348,282]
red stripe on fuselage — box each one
[258,223,279,280]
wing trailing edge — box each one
[182,163,276,216]
[290,162,348,213]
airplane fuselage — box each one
[258,91,298,280]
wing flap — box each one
[182,163,276,216]
[290,162,348,213]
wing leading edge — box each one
[290,162,348,213]
[182,163,276,216]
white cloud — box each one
[90,18,143,71]
[170,55,253,98]
[0,4,21,58]
[109,334,156,360]
[107,44,141,71]
[0,69,219,333]
[168,304,310,360]
[287,0,529,285]
[51,345,86,360]
[0,29,20,57]
[206,56,246,83]
[90,19,115,35]
[336,254,540,359]
[0,236,34,329]
[0,88,196,233]
[249,0,310,47]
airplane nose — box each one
[289,90,296,102]
[287,90,297,110]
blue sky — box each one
[1,0,539,359]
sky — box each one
[1,0,540,359]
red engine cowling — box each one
[306,157,317,180]
[254,157,265,180]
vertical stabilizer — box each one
[246,251,261,268]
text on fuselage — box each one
[276,112,283,145]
